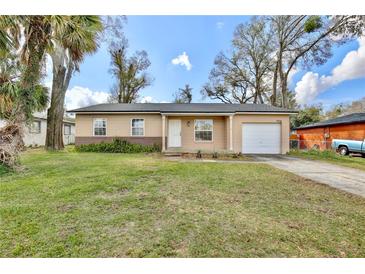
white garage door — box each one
[242,123,281,154]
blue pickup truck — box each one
[332,139,365,157]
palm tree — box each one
[0,16,103,151]
[0,53,48,168]
[0,16,19,55]
[46,16,103,150]
[0,16,64,166]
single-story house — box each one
[294,112,365,150]
[68,103,297,154]
[0,114,76,147]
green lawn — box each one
[289,149,365,171]
[1,149,364,257]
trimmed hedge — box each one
[75,139,160,153]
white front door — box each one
[242,123,281,154]
[168,119,181,147]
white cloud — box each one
[139,96,170,103]
[216,21,224,30]
[65,86,109,110]
[140,96,157,103]
[295,37,365,104]
[171,52,192,71]
[40,56,109,112]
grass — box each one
[289,149,365,171]
[1,149,364,257]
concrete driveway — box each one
[253,155,365,198]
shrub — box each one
[75,139,160,153]
[212,152,218,159]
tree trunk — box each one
[280,75,289,108]
[271,61,279,106]
[46,47,74,151]
[0,122,24,168]
[46,69,66,150]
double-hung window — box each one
[93,118,106,136]
[194,119,213,142]
[64,124,71,135]
[131,119,144,136]
[29,120,41,134]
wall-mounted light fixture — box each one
[187,121,191,127]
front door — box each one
[168,119,181,147]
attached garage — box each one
[242,123,281,154]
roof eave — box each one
[295,120,365,130]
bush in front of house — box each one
[75,139,160,153]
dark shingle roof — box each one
[296,112,365,129]
[68,103,297,114]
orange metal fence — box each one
[290,139,335,151]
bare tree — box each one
[233,17,273,103]
[203,15,365,107]
[202,17,273,104]
[269,15,365,107]
[173,84,193,103]
[108,40,152,103]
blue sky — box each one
[63,16,365,110]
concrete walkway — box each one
[253,155,365,198]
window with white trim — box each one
[29,120,41,134]
[194,119,213,141]
[131,119,144,136]
[93,118,106,136]
[64,124,71,135]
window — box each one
[194,119,213,141]
[64,124,71,135]
[29,120,41,134]
[93,118,106,136]
[131,119,144,136]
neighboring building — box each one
[294,112,365,150]
[0,114,76,147]
[69,103,297,154]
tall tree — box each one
[173,84,193,103]
[324,97,365,119]
[202,17,273,104]
[108,40,152,103]
[269,15,365,107]
[232,18,273,103]
[290,104,323,129]
[0,16,19,55]
[202,16,365,107]
[0,16,53,160]
[46,16,103,150]
[0,53,48,167]
[18,16,53,91]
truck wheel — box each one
[339,146,349,156]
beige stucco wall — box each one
[167,116,227,151]
[232,114,290,154]
[75,114,162,137]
